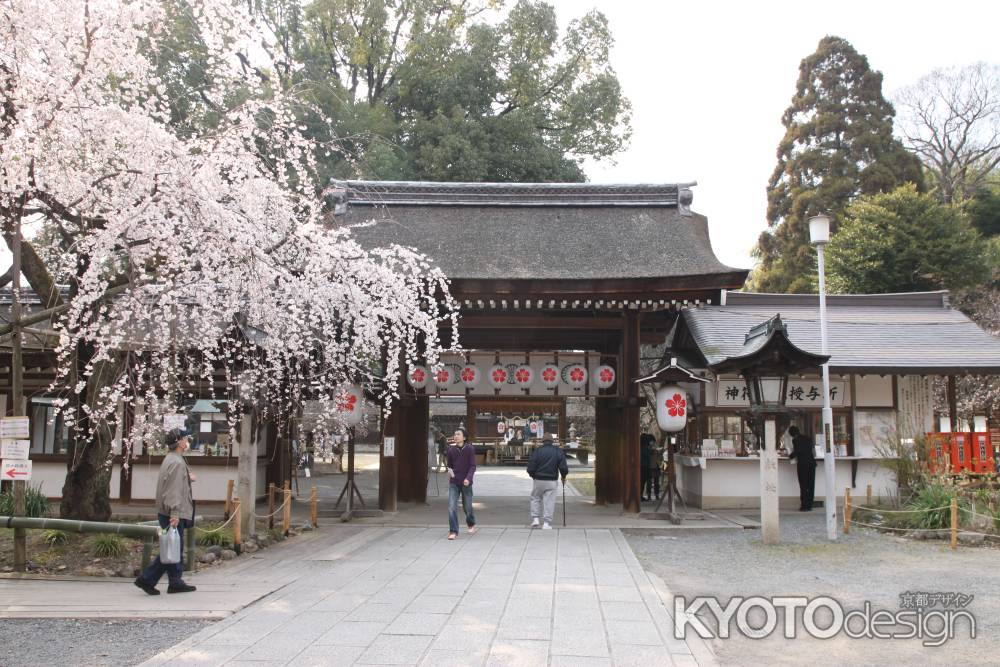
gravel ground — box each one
[625,514,1000,666]
[0,619,213,666]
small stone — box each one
[243,542,259,554]
[116,567,132,578]
[299,522,314,532]
[198,552,217,564]
[57,565,67,571]
[220,549,237,560]
[958,531,985,545]
[206,545,223,556]
[1,566,12,573]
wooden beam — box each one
[621,311,642,514]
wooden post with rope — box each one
[310,485,318,527]
[283,482,292,536]
[267,483,276,530]
[844,487,851,535]
[224,480,234,520]
[232,498,242,553]
[950,497,958,550]
[866,483,872,507]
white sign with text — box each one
[2,459,32,481]
[715,380,847,407]
[1,440,30,460]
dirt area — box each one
[0,528,146,577]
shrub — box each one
[0,483,51,518]
[196,524,232,548]
[89,533,125,558]
[42,529,69,546]
[904,484,969,530]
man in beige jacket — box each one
[134,428,197,594]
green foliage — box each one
[196,525,233,548]
[754,36,923,293]
[826,184,987,294]
[41,529,69,547]
[967,185,1000,238]
[0,484,52,518]
[257,0,631,183]
[904,484,968,530]
[88,533,126,559]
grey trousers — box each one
[530,479,559,523]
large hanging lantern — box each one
[433,365,453,390]
[459,363,481,389]
[595,364,616,389]
[562,363,588,389]
[656,384,688,433]
[334,384,364,426]
[539,363,560,389]
[487,364,509,389]
[514,364,534,388]
[407,365,429,389]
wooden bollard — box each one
[224,479,235,520]
[866,483,872,507]
[268,483,276,530]
[950,497,958,550]
[283,484,292,536]
[844,488,851,535]
[310,485,318,527]
[233,498,242,552]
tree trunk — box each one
[59,352,125,521]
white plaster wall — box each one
[855,375,894,407]
[31,462,122,500]
[128,459,266,502]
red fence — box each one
[925,432,997,474]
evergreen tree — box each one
[826,184,986,294]
[753,36,924,293]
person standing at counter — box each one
[445,428,477,540]
[787,426,816,511]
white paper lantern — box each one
[334,384,364,426]
[497,420,507,434]
[539,363,560,389]
[487,364,509,389]
[433,365,453,389]
[513,364,534,388]
[459,363,481,389]
[407,365,429,389]
[562,363,588,389]
[656,385,688,433]
[595,364,616,389]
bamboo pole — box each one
[283,483,292,536]
[224,479,235,520]
[310,485,318,527]
[11,212,26,572]
[950,497,958,550]
[844,488,851,535]
[232,498,242,552]
[866,483,872,507]
[268,482,276,530]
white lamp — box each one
[808,214,831,246]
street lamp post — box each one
[809,214,838,541]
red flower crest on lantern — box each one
[336,393,358,413]
[410,368,426,383]
[492,368,508,383]
[435,369,450,383]
[461,367,476,382]
[542,367,557,383]
[569,368,585,383]
[515,368,531,383]
[599,368,614,383]
[666,393,686,417]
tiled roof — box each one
[679,291,1000,374]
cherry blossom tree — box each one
[1,0,458,520]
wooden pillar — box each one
[621,311,642,514]
[402,395,429,503]
[947,375,958,431]
[379,400,399,512]
[236,411,256,538]
[594,397,621,505]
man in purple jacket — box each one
[445,427,477,540]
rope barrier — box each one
[957,506,1000,521]
[848,520,950,533]
[852,504,953,514]
[194,510,238,534]
[252,496,290,521]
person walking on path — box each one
[134,428,198,595]
[526,437,568,529]
[445,427,477,540]
[787,425,816,511]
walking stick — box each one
[562,478,567,527]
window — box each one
[30,398,68,455]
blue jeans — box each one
[448,484,475,533]
[139,514,189,587]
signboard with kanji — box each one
[0,417,30,440]
[715,379,847,407]
[1,440,30,460]
[2,459,32,481]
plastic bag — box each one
[159,526,181,564]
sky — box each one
[547,0,1000,270]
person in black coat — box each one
[526,438,568,529]
[640,433,659,501]
[787,426,816,511]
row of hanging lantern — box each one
[407,361,616,392]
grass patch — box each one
[88,534,126,558]
[41,529,69,546]
[196,522,233,548]
[567,471,595,497]
[0,483,51,518]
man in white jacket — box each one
[134,429,197,595]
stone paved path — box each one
[140,526,711,666]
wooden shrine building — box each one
[333,180,748,513]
